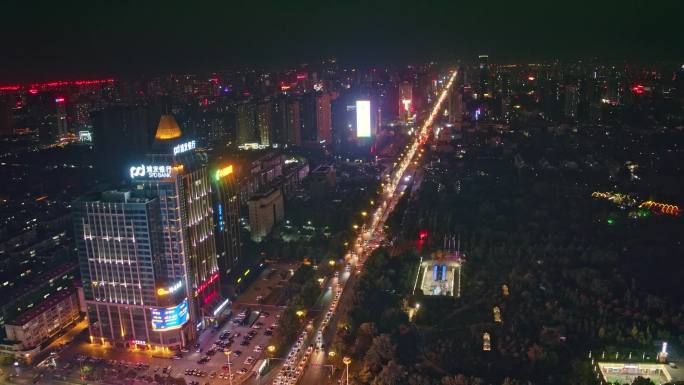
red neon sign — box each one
[203,290,218,305]
[0,78,115,93]
[631,85,645,95]
[55,97,65,103]
[195,273,219,296]
[30,78,114,88]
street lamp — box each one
[223,349,233,385]
[343,356,352,385]
[296,310,305,317]
[328,350,336,358]
[267,345,276,353]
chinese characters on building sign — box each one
[130,164,172,179]
[173,140,196,156]
[156,281,183,296]
[214,165,233,181]
[150,298,189,331]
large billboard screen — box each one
[151,298,189,331]
[356,100,371,138]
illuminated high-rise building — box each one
[398,81,413,121]
[212,165,242,287]
[55,97,68,138]
[74,190,185,349]
[300,92,331,144]
[272,97,285,145]
[75,114,225,350]
[301,93,317,143]
[284,98,301,145]
[449,88,462,124]
[478,54,490,97]
[236,101,257,144]
[257,100,272,146]
[316,92,332,143]
[564,85,579,120]
[73,102,91,129]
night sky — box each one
[2,0,683,81]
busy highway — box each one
[268,69,459,385]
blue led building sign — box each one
[151,298,189,331]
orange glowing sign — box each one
[156,281,182,296]
[214,165,234,181]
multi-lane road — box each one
[274,69,459,385]
[19,70,458,385]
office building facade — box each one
[213,165,242,286]
[247,188,284,242]
[75,115,225,349]
[316,92,332,143]
[74,190,183,348]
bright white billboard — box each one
[356,100,371,137]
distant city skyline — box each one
[2,0,683,81]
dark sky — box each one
[1,0,683,81]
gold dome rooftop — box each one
[155,114,182,140]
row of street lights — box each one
[284,70,458,385]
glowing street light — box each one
[328,350,336,357]
[343,356,352,385]
[296,310,305,317]
[328,260,336,266]
[267,345,276,353]
[223,349,233,385]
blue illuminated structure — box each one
[151,298,189,331]
[218,204,225,232]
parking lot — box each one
[179,306,282,383]
[30,264,292,385]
